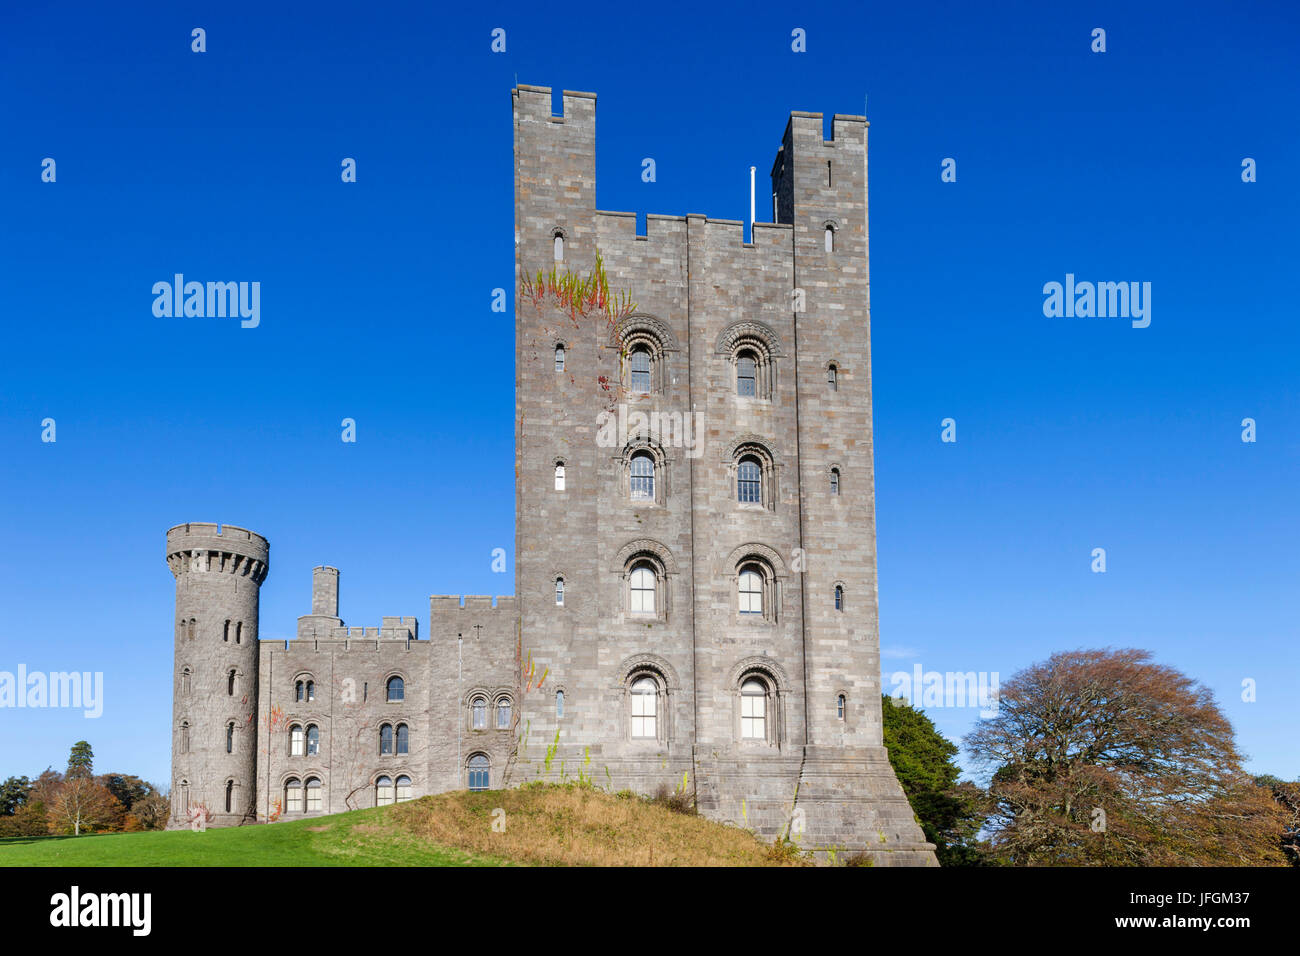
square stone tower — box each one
[512,85,935,863]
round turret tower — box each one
[166,523,269,828]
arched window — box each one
[738,565,764,615]
[719,325,778,401]
[223,620,230,642]
[305,777,322,812]
[630,677,658,739]
[295,680,305,702]
[225,722,234,754]
[834,585,844,611]
[396,723,409,754]
[825,225,836,252]
[554,343,566,372]
[736,351,758,397]
[396,775,412,802]
[235,621,242,645]
[181,668,191,695]
[629,562,657,614]
[830,468,841,496]
[554,462,566,491]
[730,442,776,511]
[180,721,190,754]
[496,696,512,729]
[837,694,846,720]
[386,676,404,702]
[285,777,303,813]
[737,457,762,504]
[225,780,234,813]
[471,696,487,730]
[375,776,394,806]
[179,779,190,813]
[290,724,304,756]
[827,364,838,391]
[380,723,393,755]
[629,452,655,500]
[306,724,319,756]
[467,754,490,791]
[555,577,565,606]
[741,678,767,739]
[227,670,236,696]
[629,346,652,393]
[187,617,196,641]
[553,232,564,261]
[556,690,565,718]
[306,680,315,702]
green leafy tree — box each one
[103,774,154,811]
[0,776,33,816]
[881,695,988,865]
[66,741,94,780]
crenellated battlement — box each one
[165,522,269,582]
[429,595,518,613]
[512,84,595,125]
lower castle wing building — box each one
[164,85,938,865]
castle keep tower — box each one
[512,85,935,863]
[166,523,268,827]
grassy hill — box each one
[0,783,810,867]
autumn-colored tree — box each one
[1255,775,1300,866]
[966,648,1288,866]
[28,768,63,808]
[0,799,49,837]
[49,776,121,836]
[881,695,989,866]
[129,791,170,831]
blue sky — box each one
[1,1,1296,786]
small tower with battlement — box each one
[166,522,268,827]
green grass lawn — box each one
[0,806,507,867]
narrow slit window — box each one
[629,347,651,393]
[737,352,757,397]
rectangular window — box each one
[741,697,766,739]
[631,697,656,739]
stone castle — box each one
[165,84,937,864]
